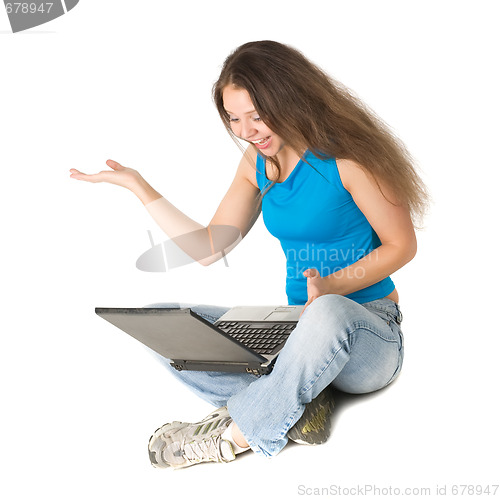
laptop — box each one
[95,305,304,376]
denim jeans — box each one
[145,294,404,457]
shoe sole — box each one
[288,390,335,445]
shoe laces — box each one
[181,435,229,465]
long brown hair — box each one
[213,40,429,227]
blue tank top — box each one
[255,150,395,305]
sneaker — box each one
[287,388,335,445]
[148,407,236,469]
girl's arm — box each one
[69,147,261,266]
[303,159,417,308]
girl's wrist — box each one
[131,175,162,206]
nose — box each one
[238,120,257,141]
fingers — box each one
[303,268,320,278]
[69,168,109,183]
[69,160,124,183]
[69,170,99,182]
[69,168,85,179]
[106,159,123,170]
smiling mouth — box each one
[251,136,271,148]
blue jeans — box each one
[146,294,404,457]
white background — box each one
[1,1,499,497]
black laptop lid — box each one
[95,307,266,364]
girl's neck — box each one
[275,145,304,170]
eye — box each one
[229,117,240,123]
[253,116,262,122]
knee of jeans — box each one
[292,294,354,350]
[332,368,400,395]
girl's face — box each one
[222,85,286,156]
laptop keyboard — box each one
[217,321,296,355]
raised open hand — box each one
[69,159,142,191]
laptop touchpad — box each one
[264,310,291,321]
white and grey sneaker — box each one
[148,407,235,469]
[287,388,335,445]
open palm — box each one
[69,159,141,190]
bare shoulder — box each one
[336,158,372,192]
[236,145,259,189]
[209,144,261,236]
[336,158,399,204]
